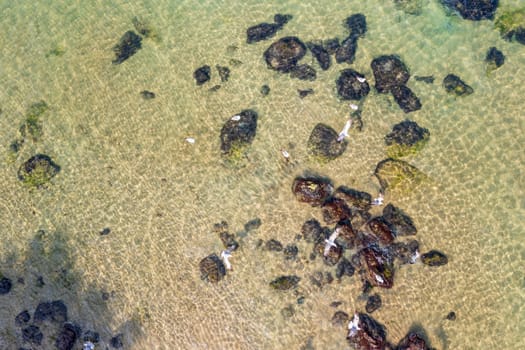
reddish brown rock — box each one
[359,245,395,288]
[292,176,333,206]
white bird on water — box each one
[371,192,384,206]
[323,228,341,256]
[337,119,352,142]
[221,249,233,270]
[348,313,361,337]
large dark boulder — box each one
[441,0,498,21]
[56,322,81,350]
[220,109,258,155]
[112,31,142,64]
[443,74,473,96]
[345,14,367,38]
[337,69,370,100]
[358,245,395,288]
[347,313,388,350]
[385,120,429,158]
[199,254,226,283]
[383,204,417,236]
[308,43,331,70]
[18,154,60,188]
[335,36,358,64]
[322,197,352,224]
[391,85,421,113]
[33,300,68,324]
[371,55,410,93]
[307,123,348,160]
[367,217,396,245]
[22,325,44,345]
[246,14,292,43]
[292,176,333,207]
[264,36,307,72]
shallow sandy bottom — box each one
[0,1,523,349]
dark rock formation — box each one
[383,204,417,236]
[443,74,474,96]
[334,221,358,249]
[18,154,60,188]
[22,325,44,345]
[334,186,372,211]
[292,176,333,206]
[307,123,348,160]
[199,254,226,283]
[389,240,420,265]
[270,275,300,290]
[336,258,355,278]
[441,0,498,21]
[371,55,410,93]
[345,14,367,38]
[110,333,124,348]
[421,250,448,266]
[219,109,258,155]
[216,65,231,82]
[332,310,350,326]
[322,197,352,224]
[15,310,31,326]
[315,240,343,266]
[397,332,431,350]
[374,158,426,191]
[112,31,142,64]
[358,245,395,288]
[140,90,155,99]
[264,36,307,72]
[347,313,387,350]
[34,300,68,324]
[246,14,292,43]
[301,219,325,242]
[367,217,396,245]
[56,322,80,350]
[485,47,505,71]
[335,36,358,64]
[308,43,331,70]
[290,64,317,80]
[194,65,211,85]
[265,239,283,251]
[446,311,457,320]
[385,120,429,158]
[495,9,525,44]
[323,38,341,54]
[283,244,299,260]
[0,276,12,294]
[366,294,382,313]
[391,85,421,113]
[337,69,370,100]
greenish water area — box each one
[0,0,523,349]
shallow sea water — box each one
[0,0,523,349]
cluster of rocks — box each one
[384,119,430,159]
[199,219,261,283]
[290,173,447,348]
[193,64,231,86]
[441,0,499,21]
[247,14,293,44]
[9,299,124,349]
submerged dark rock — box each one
[22,325,44,345]
[374,158,426,191]
[194,65,211,85]
[336,69,370,100]
[264,36,307,72]
[15,310,31,326]
[421,250,448,266]
[112,31,142,64]
[219,109,258,155]
[335,36,358,64]
[334,186,372,211]
[391,85,421,113]
[371,55,410,93]
[485,47,505,71]
[389,240,420,265]
[292,176,333,207]
[0,276,12,294]
[247,14,292,43]
[336,258,355,279]
[301,218,325,242]
[359,245,395,288]
[323,38,341,54]
[18,154,60,188]
[110,333,124,348]
[383,204,417,236]
[332,310,350,327]
[307,123,348,160]
[56,322,80,350]
[308,43,331,70]
[33,300,68,324]
[385,119,429,158]
[441,0,498,21]
[270,275,300,290]
[290,64,317,80]
[367,217,396,245]
[140,90,155,100]
[345,14,367,38]
[346,312,387,350]
[443,74,474,96]
[366,294,382,313]
[216,65,231,82]
[322,197,352,224]
[199,254,226,283]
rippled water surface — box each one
[0,1,523,349]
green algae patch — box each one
[45,45,66,57]
[17,154,61,188]
[374,158,427,192]
[495,8,525,39]
[19,101,48,142]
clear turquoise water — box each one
[0,1,523,349]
